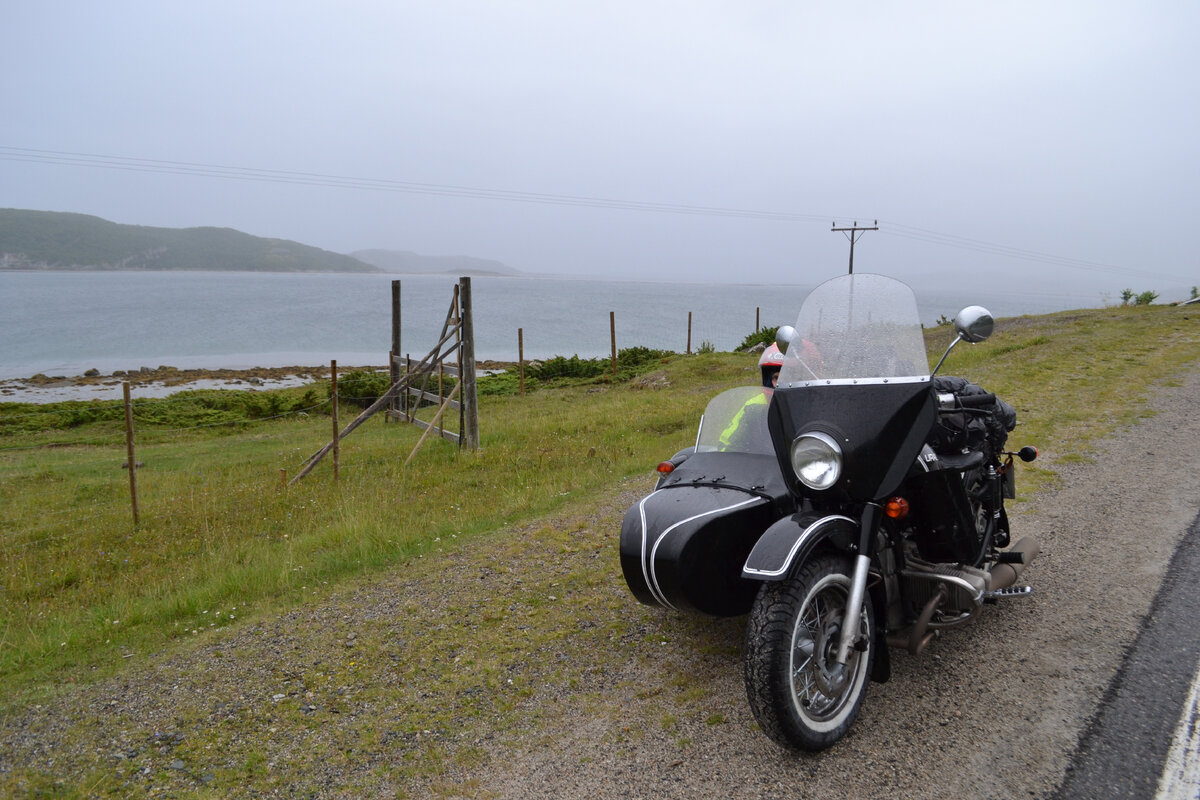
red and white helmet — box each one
[759,343,784,387]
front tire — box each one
[744,554,874,750]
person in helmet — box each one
[717,345,783,450]
[759,343,784,388]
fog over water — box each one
[0,271,1117,381]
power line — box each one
[0,145,825,223]
[875,221,1181,279]
[1,145,1192,282]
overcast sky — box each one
[2,1,1197,302]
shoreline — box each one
[0,362,516,404]
[0,365,339,404]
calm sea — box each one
[0,270,1103,381]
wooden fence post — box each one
[687,311,693,354]
[405,354,412,421]
[610,311,617,376]
[331,360,339,481]
[123,382,139,525]
[386,351,394,422]
[459,277,480,450]
[391,280,401,416]
[756,306,761,332]
[518,327,525,396]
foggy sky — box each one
[2,1,1197,303]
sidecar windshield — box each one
[695,386,776,455]
[778,273,929,387]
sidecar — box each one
[619,386,795,616]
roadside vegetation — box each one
[0,345,698,694]
[0,302,1197,795]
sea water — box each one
[0,270,1105,380]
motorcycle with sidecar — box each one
[619,272,1039,750]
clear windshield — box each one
[777,273,929,386]
[695,386,776,455]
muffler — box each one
[987,536,1040,591]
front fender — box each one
[741,513,858,581]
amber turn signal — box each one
[884,497,910,519]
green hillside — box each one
[0,208,378,273]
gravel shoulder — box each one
[2,367,1199,798]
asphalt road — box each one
[1055,509,1200,799]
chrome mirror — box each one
[932,306,994,376]
[775,325,797,354]
[953,306,994,344]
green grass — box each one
[926,304,1199,490]
[0,353,734,696]
[0,302,1197,705]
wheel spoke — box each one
[746,559,873,749]
[794,667,818,706]
[792,636,816,682]
[810,594,824,629]
[793,583,855,719]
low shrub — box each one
[528,355,607,381]
[334,370,391,408]
[617,346,672,370]
[527,348,674,384]
[0,386,328,435]
[478,371,522,396]
[737,326,779,351]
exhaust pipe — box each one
[888,538,1040,654]
[987,536,1040,591]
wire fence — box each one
[0,376,461,553]
[0,301,773,562]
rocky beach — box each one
[0,361,517,403]
[0,365,346,403]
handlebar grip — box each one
[956,392,996,409]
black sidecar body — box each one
[619,387,794,616]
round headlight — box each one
[790,432,843,491]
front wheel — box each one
[743,554,874,750]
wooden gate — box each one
[291,277,479,483]
[390,278,478,449]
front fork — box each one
[835,502,880,666]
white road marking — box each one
[1156,658,1200,799]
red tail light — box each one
[656,461,675,474]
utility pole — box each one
[831,220,878,274]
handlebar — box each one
[936,391,996,412]
[957,392,996,409]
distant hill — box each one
[0,209,378,273]
[351,249,522,277]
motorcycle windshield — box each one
[778,273,929,387]
[695,386,776,455]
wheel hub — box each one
[812,609,851,696]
